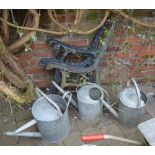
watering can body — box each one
[118,81,147,128]
[32,94,70,143]
[77,84,104,123]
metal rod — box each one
[35,87,63,116]
[14,119,37,133]
[131,78,141,108]
[52,81,78,108]
[101,99,119,119]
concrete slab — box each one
[14,109,32,122]
[146,103,155,117]
[96,111,114,130]
[114,120,138,137]
[17,137,43,146]
[140,111,153,123]
[0,119,19,146]
[126,131,146,145]
[100,122,131,146]
[62,131,83,146]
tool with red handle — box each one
[81,134,143,145]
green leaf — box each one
[24,44,32,52]
[30,35,38,42]
[18,32,24,37]
[0,70,5,75]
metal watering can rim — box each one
[119,78,146,109]
[32,95,62,122]
[35,87,63,116]
[32,93,72,122]
[131,78,141,108]
[76,82,107,104]
[35,87,72,118]
[119,88,147,109]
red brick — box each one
[128,72,144,79]
[102,53,113,60]
[33,72,51,80]
[32,51,53,58]
[57,14,75,22]
[150,65,155,70]
[16,52,33,60]
[16,56,27,62]
[113,38,124,44]
[107,46,120,51]
[115,53,129,59]
[25,67,47,74]
[126,37,140,44]
[137,51,155,58]
[64,39,89,46]
[30,59,41,66]
[30,43,49,49]
[35,79,51,88]
[142,70,155,75]
[101,61,109,67]
[19,61,31,68]
[114,31,124,35]
[130,46,146,52]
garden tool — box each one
[81,134,144,145]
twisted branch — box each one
[75,10,110,35]
[1,9,154,38]
[48,9,68,31]
[0,10,110,36]
[0,16,67,34]
[111,9,155,28]
[75,9,86,29]
[7,9,40,53]
[1,10,9,44]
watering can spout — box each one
[4,131,42,138]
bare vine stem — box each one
[1,9,153,36]
[75,10,110,34]
[111,9,155,28]
[47,9,68,31]
[0,10,110,35]
[0,16,68,35]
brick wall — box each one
[15,32,155,88]
[14,10,155,88]
[101,32,155,85]
[15,38,90,88]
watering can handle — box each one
[131,78,141,108]
[76,82,99,93]
[62,91,72,112]
[76,82,110,103]
[35,87,63,116]
[76,82,89,93]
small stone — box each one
[3,119,8,123]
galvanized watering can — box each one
[76,82,118,123]
[4,83,72,144]
[76,82,109,123]
[118,78,147,128]
[76,79,147,128]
